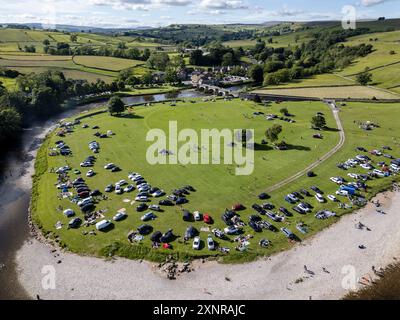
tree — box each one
[0,108,21,143]
[146,52,170,71]
[43,39,50,46]
[247,64,264,83]
[117,42,127,50]
[280,107,289,116]
[265,124,283,143]
[107,96,125,116]
[0,81,5,96]
[356,71,373,86]
[222,52,234,66]
[70,34,78,42]
[311,114,326,130]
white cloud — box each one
[199,0,248,10]
[89,0,190,11]
[361,0,387,6]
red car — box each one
[203,214,212,224]
[78,191,90,198]
[232,203,245,211]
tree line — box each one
[0,70,118,147]
[245,28,374,86]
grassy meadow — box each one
[31,98,400,262]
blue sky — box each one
[0,0,399,28]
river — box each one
[0,89,206,299]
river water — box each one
[0,89,207,299]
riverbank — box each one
[15,189,400,300]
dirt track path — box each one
[264,101,345,194]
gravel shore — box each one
[15,190,400,300]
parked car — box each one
[104,163,115,169]
[113,212,127,221]
[160,229,174,243]
[86,170,95,177]
[194,211,202,221]
[185,226,198,239]
[279,207,292,217]
[136,203,148,212]
[141,212,157,221]
[69,217,82,228]
[258,193,269,200]
[63,209,75,217]
[281,227,295,240]
[249,220,262,232]
[96,219,112,231]
[207,235,215,250]
[192,236,201,250]
[327,194,338,202]
[159,199,174,206]
[176,197,188,205]
[135,195,148,202]
[315,193,325,203]
[124,184,135,193]
[105,184,114,193]
[203,214,212,224]
[212,229,225,239]
[224,226,241,235]
[137,224,153,235]
[149,204,161,211]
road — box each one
[264,101,345,194]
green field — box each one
[0,28,168,55]
[0,53,151,83]
[265,74,356,89]
[340,31,400,82]
[72,56,144,72]
[31,97,400,262]
[253,85,400,99]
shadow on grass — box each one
[254,143,273,151]
[324,127,341,132]
[286,144,311,151]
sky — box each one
[0,0,400,28]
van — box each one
[96,219,112,231]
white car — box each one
[115,184,123,194]
[149,204,161,211]
[336,190,349,196]
[135,196,148,202]
[192,236,201,250]
[360,163,372,170]
[124,184,135,193]
[315,193,325,203]
[96,219,112,231]
[152,190,164,197]
[63,209,75,217]
[86,170,95,177]
[330,177,343,184]
[104,163,115,169]
[194,211,202,221]
[297,203,310,213]
[373,169,385,177]
[327,194,338,202]
[128,173,139,180]
[287,193,298,202]
[117,180,127,186]
[207,235,215,250]
[113,212,127,221]
[347,173,358,179]
[77,197,93,207]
